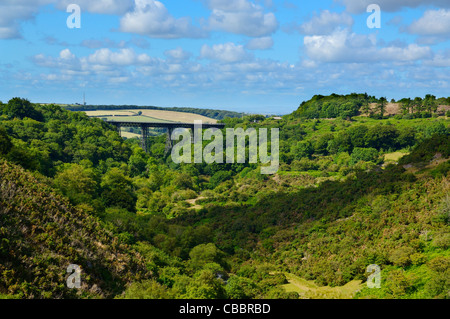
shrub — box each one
[209,170,232,189]
[119,280,171,299]
[350,147,379,165]
[389,247,415,267]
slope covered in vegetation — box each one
[0,161,149,299]
[0,95,449,299]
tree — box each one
[377,97,387,117]
[413,97,423,113]
[423,94,437,114]
[120,280,171,299]
[209,170,232,189]
[185,269,226,299]
[128,146,148,177]
[350,147,379,165]
[362,100,371,116]
[365,124,399,151]
[101,167,136,212]
[400,98,412,114]
[53,164,98,206]
[348,125,369,148]
[0,127,12,155]
[293,141,314,159]
[189,243,225,270]
[3,98,44,122]
[389,247,415,267]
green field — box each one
[103,115,173,123]
[84,109,218,123]
[280,273,364,299]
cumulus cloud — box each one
[245,36,274,50]
[119,0,206,38]
[0,0,53,39]
[87,48,152,65]
[334,0,450,13]
[408,9,450,35]
[200,42,253,63]
[0,0,136,39]
[298,10,353,35]
[304,28,432,63]
[56,0,134,15]
[206,0,278,37]
[406,9,450,44]
[424,49,450,67]
[80,37,150,49]
[164,47,192,62]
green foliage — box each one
[0,161,149,298]
[389,247,416,267]
[119,280,172,299]
[0,126,12,155]
[293,93,369,119]
[53,163,99,206]
[188,243,226,270]
[209,170,232,189]
[399,133,450,165]
[350,147,379,165]
[1,96,449,300]
[2,98,44,122]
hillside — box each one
[62,104,244,120]
[84,109,218,124]
[0,160,149,299]
[292,93,450,119]
[0,96,449,299]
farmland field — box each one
[102,115,172,123]
[84,109,217,123]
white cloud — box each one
[0,0,52,39]
[200,42,253,63]
[56,0,134,15]
[164,47,192,62]
[59,48,76,60]
[119,0,206,38]
[335,0,450,13]
[407,9,450,43]
[0,0,134,39]
[245,36,274,50]
[424,50,450,67]
[206,0,278,37]
[87,48,152,65]
[304,28,432,63]
[299,10,353,35]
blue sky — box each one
[1,0,450,114]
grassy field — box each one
[120,131,141,139]
[83,110,137,117]
[384,151,409,163]
[103,115,172,123]
[280,273,364,299]
[84,109,217,123]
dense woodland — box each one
[0,95,449,299]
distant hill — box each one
[61,104,245,120]
[84,109,218,124]
[292,93,450,119]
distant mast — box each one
[83,92,86,106]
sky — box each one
[0,0,450,114]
